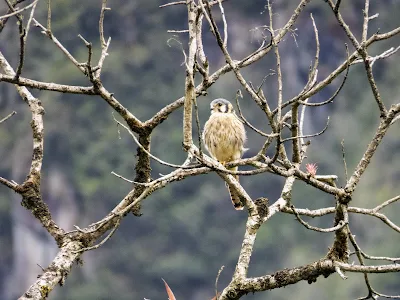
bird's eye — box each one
[218,103,222,106]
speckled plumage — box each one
[202,98,246,210]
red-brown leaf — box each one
[162,278,177,300]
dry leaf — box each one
[162,278,177,300]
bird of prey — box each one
[202,98,247,210]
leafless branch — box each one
[73,218,121,253]
[0,50,64,243]
[14,0,37,79]
[345,104,400,194]
[235,92,277,138]
[217,0,227,48]
[327,0,387,118]
[113,116,195,169]
[341,139,348,183]
[215,265,224,300]
[281,116,329,143]
[291,204,348,233]
[111,171,134,184]
[0,74,96,94]
[182,0,197,149]
[1,0,399,299]
[0,110,16,124]
[0,0,38,20]
[46,0,51,31]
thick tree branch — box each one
[182,0,197,149]
[18,240,82,300]
[0,51,65,243]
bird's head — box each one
[210,98,234,114]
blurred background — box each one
[0,0,399,299]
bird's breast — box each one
[203,114,246,162]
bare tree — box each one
[0,0,399,299]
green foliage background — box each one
[0,0,399,299]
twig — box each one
[0,0,25,32]
[298,13,319,96]
[298,96,308,147]
[47,0,51,31]
[298,43,349,109]
[341,140,348,183]
[195,12,208,75]
[349,232,400,263]
[335,265,348,280]
[167,29,189,33]
[159,0,185,7]
[345,104,400,193]
[281,201,400,234]
[235,92,277,138]
[282,117,329,143]
[267,0,285,159]
[0,176,18,190]
[291,205,348,233]
[335,261,400,273]
[0,111,17,124]
[217,0,227,48]
[373,195,400,213]
[78,34,94,79]
[14,0,38,79]
[96,0,111,78]
[159,0,229,8]
[348,228,376,297]
[15,18,26,79]
[33,18,86,74]
[182,0,197,149]
[193,97,203,156]
[0,74,96,94]
[73,218,121,253]
[99,0,109,47]
[111,171,134,184]
[0,0,39,20]
[334,0,341,13]
[215,265,224,300]
[113,116,196,169]
[368,46,400,67]
[327,0,387,118]
[362,0,369,43]
[249,26,273,53]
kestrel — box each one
[202,98,247,210]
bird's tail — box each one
[226,166,244,210]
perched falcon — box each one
[202,98,247,210]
